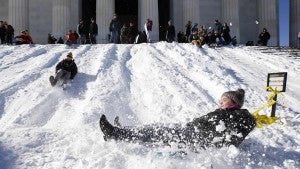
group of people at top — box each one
[108,14,150,44]
[109,14,139,44]
[183,19,233,48]
[108,15,175,44]
[47,18,98,45]
[0,21,14,45]
[0,20,33,45]
[1,17,271,47]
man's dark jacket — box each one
[166,25,175,38]
[89,22,98,35]
[55,59,78,79]
[109,18,121,32]
[258,31,270,46]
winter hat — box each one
[67,52,73,58]
[221,88,245,108]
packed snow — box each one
[0,43,299,169]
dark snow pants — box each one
[55,69,71,84]
[112,124,207,147]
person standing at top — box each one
[89,18,98,44]
[0,21,6,44]
[221,23,231,45]
[185,21,192,41]
[120,24,129,44]
[257,28,270,46]
[4,22,14,45]
[144,18,153,43]
[109,14,121,44]
[77,19,88,44]
[128,22,138,44]
[166,20,175,43]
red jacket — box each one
[15,34,33,44]
[66,33,76,44]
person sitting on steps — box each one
[49,52,78,86]
[100,88,256,150]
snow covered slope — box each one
[0,43,299,169]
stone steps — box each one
[250,46,300,58]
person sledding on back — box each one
[100,88,257,149]
[49,52,77,87]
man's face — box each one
[220,96,235,109]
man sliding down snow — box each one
[100,89,256,149]
[49,52,78,87]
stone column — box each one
[96,0,114,43]
[290,0,300,47]
[138,0,159,42]
[170,0,183,35]
[221,0,240,42]
[199,0,221,28]
[8,0,29,35]
[183,0,200,26]
[238,0,257,44]
[257,0,279,46]
[70,0,80,32]
[52,0,71,38]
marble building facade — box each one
[0,0,297,46]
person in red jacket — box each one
[15,30,33,45]
[65,30,77,45]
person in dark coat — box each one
[128,22,138,44]
[120,24,129,44]
[0,21,6,44]
[4,22,14,45]
[177,31,186,43]
[206,32,216,46]
[49,52,78,86]
[257,28,270,46]
[109,14,121,44]
[77,19,88,44]
[166,20,175,43]
[100,89,256,150]
[57,37,64,44]
[134,31,147,44]
[48,33,57,44]
[89,18,98,44]
[221,23,231,45]
[185,21,192,41]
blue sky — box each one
[280,0,289,46]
